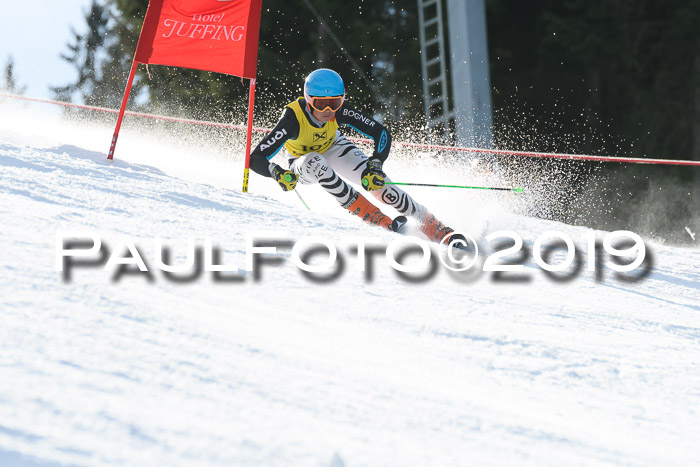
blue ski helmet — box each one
[304,68,345,99]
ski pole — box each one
[294,189,310,210]
[386,182,524,193]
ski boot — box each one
[347,192,407,233]
[420,212,470,250]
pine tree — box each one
[2,56,26,95]
[52,0,143,108]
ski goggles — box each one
[308,95,344,112]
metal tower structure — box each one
[417,0,493,147]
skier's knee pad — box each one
[373,184,403,207]
[296,153,332,184]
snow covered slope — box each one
[1,106,699,466]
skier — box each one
[249,68,464,245]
